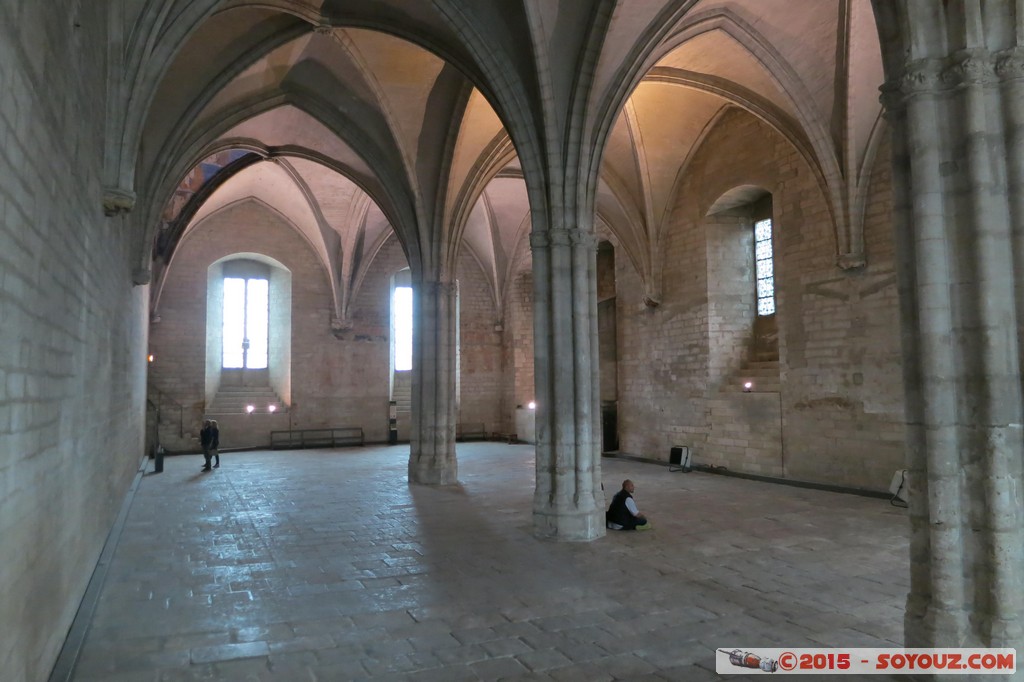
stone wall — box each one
[782,126,904,488]
[324,236,409,442]
[151,201,402,448]
[456,252,503,433]
[614,109,904,491]
[615,176,711,461]
[501,254,536,433]
[150,202,505,449]
[0,4,149,680]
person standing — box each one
[199,420,213,471]
[606,479,650,530]
[210,420,220,468]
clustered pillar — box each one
[409,279,458,485]
[882,44,1024,648]
[530,226,604,541]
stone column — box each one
[531,227,604,541]
[408,279,458,485]
[999,47,1024,419]
[882,49,1024,649]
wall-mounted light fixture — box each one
[246,404,255,414]
[743,382,753,392]
[268,404,277,413]
[527,401,536,410]
[147,354,154,363]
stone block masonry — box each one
[613,110,904,492]
[150,200,505,449]
[0,4,149,682]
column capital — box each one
[995,48,1024,81]
[883,52,1008,109]
[878,81,905,117]
[102,186,136,216]
[530,231,550,249]
[942,49,995,89]
[314,18,333,36]
[419,279,458,297]
[132,267,151,286]
[530,228,597,250]
[901,58,945,97]
[837,251,866,271]
[567,228,598,249]
[879,59,943,114]
[330,315,352,338]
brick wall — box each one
[0,4,149,681]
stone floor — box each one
[67,444,910,681]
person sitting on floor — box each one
[606,479,650,530]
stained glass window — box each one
[755,218,775,316]
[222,277,269,369]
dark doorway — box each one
[597,241,619,452]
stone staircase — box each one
[729,360,781,393]
[206,385,287,416]
[393,377,412,414]
[392,373,412,439]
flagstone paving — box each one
[67,443,909,681]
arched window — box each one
[205,255,291,407]
[704,188,779,377]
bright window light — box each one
[393,286,413,371]
[222,278,245,368]
[245,278,268,369]
[223,276,269,369]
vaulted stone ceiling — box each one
[132,0,884,321]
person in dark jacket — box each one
[606,479,649,530]
[199,420,213,471]
[209,420,220,468]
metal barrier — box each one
[270,427,364,450]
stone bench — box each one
[456,423,487,441]
[490,432,518,444]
